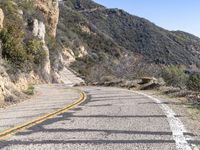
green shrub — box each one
[161,65,188,88]
[26,39,46,66]
[0,0,17,15]
[17,0,36,15]
[0,27,31,71]
[187,73,200,91]
[0,0,30,71]
[24,84,35,95]
[0,0,46,71]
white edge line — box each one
[134,91,194,150]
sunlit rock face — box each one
[0,0,61,104]
[0,8,4,31]
[36,0,59,38]
[32,19,46,43]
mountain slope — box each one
[54,0,200,82]
[81,5,200,66]
[58,0,200,68]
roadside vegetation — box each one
[161,65,188,88]
[76,61,200,109]
[24,85,35,95]
[0,0,46,73]
[161,65,200,91]
[160,65,200,109]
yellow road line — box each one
[0,90,87,141]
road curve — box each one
[0,86,199,150]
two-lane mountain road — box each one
[0,86,199,150]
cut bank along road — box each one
[0,86,199,150]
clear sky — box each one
[94,0,200,37]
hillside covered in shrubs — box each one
[54,0,199,89]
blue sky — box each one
[94,0,200,37]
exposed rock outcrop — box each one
[35,0,60,82]
[41,45,51,82]
[32,19,46,43]
[0,0,60,104]
[0,8,4,31]
[0,65,25,105]
[78,46,88,58]
[36,0,59,37]
[31,0,60,82]
[62,47,76,65]
[32,19,51,82]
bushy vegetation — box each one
[110,56,161,80]
[0,27,30,70]
[161,65,200,92]
[24,84,35,95]
[0,0,29,70]
[187,73,200,91]
[58,0,200,95]
[57,5,123,67]
[161,65,188,88]
[65,0,104,10]
[16,0,36,15]
[0,0,45,72]
[80,2,200,66]
[26,39,46,66]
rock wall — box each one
[41,45,51,82]
[0,0,60,104]
[0,8,4,31]
[32,19,46,43]
[31,0,60,82]
[36,0,59,37]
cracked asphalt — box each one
[0,86,199,150]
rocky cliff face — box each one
[36,0,59,38]
[0,8,3,31]
[34,0,60,82]
[0,0,60,104]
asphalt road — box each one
[0,84,80,136]
[0,86,199,150]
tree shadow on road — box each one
[0,106,199,149]
[0,91,199,149]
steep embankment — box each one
[0,0,60,104]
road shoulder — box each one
[140,90,200,139]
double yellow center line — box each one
[0,91,87,141]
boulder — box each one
[138,77,165,90]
